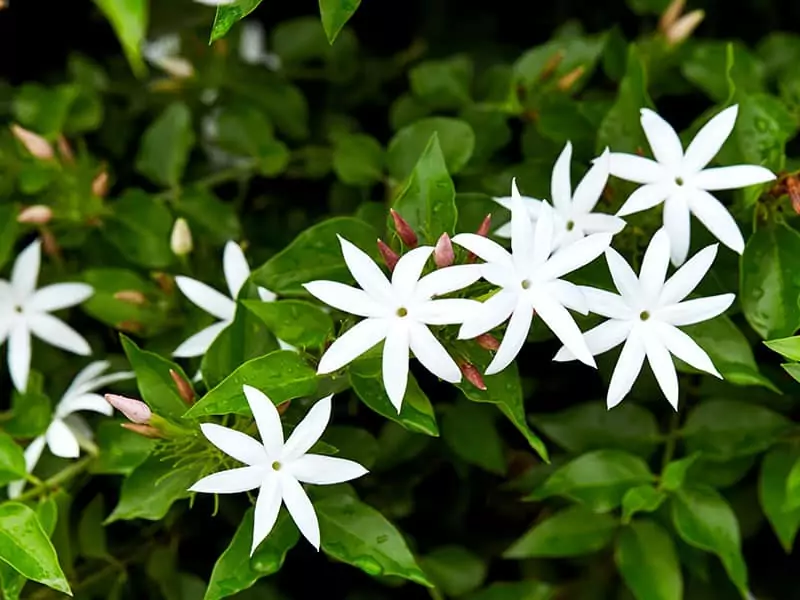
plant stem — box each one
[16,456,93,502]
[156,160,257,201]
[661,409,681,470]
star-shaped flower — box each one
[608,105,776,265]
[304,237,481,411]
[189,385,368,553]
[8,361,134,498]
[554,228,733,409]
[174,241,282,357]
[1,239,94,392]
[494,144,625,249]
[454,181,613,375]
[142,35,194,79]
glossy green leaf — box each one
[765,336,800,362]
[420,546,487,597]
[243,299,333,349]
[0,204,19,271]
[671,486,748,594]
[729,93,796,176]
[4,372,51,438]
[135,102,195,188]
[387,117,475,181]
[77,495,109,560]
[102,189,174,269]
[0,432,26,486]
[410,56,473,110]
[332,133,384,185]
[514,34,606,94]
[759,444,800,552]
[319,0,361,44]
[92,0,147,76]
[442,400,506,475]
[682,41,765,102]
[90,420,156,475]
[316,492,432,586]
[661,455,701,492]
[186,350,318,418]
[504,505,618,558]
[175,187,241,245]
[209,0,263,42]
[784,456,800,510]
[615,520,682,600]
[621,485,667,524]
[465,581,557,600]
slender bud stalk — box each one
[377,239,400,271]
[434,233,455,268]
[121,423,164,439]
[390,209,418,248]
[105,393,152,424]
[170,369,196,405]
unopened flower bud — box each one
[658,0,686,32]
[539,50,565,82]
[92,171,109,197]
[169,369,196,405]
[557,65,585,92]
[459,362,487,391]
[475,333,500,351]
[114,290,147,305]
[390,209,418,248]
[121,423,164,439]
[153,272,175,294]
[788,176,800,215]
[434,233,455,268]
[57,135,75,164]
[665,10,704,46]
[377,238,400,272]
[11,124,54,160]
[170,218,193,256]
[41,229,60,258]
[277,400,291,415]
[476,214,492,237]
[105,393,152,424]
[117,320,144,334]
[17,205,53,225]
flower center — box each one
[675,176,684,186]
[566,220,575,231]
[396,307,408,318]
[639,310,651,321]
[521,279,531,290]
[271,461,282,471]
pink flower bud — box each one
[57,135,75,164]
[434,233,454,268]
[11,125,54,160]
[390,209,418,248]
[377,238,400,272]
[169,369,196,405]
[788,177,800,215]
[665,10,704,46]
[476,214,492,237]
[658,0,685,32]
[113,290,147,305]
[475,333,500,351]
[92,171,109,197]
[105,393,152,424]
[17,205,53,225]
[459,362,487,391]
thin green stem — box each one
[661,410,682,470]
[16,456,93,502]
[427,587,445,600]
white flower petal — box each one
[240,22,266,64]
[617,183,671,217]
[8,436,47,499]
[577,213,627,236]
[280,474,320,550]
[289,454,368,485]
[693,165,775,191]
[195,0,239,5]
[176,276,235,321]
[11,240,41,304]
[580,287,631,319]
[189,466,264,494]
[415,265,482,299]
[545,280,588,315]
[640,109,685,169]
[392,246,433,295]
[282,395,332,461]
[553,319,632,362]
[57,393,113,418]
[64,361,110,398]
[451,233,513,266]
[223,241,251,300]
[654,322,721,377]
[46,419,80,458]
[251,473,283,555]
[418,299,481,325]
[338,236,393,302]
[607,329,646,408]
[317,318,388,374]
[605,248,641,302]
[657,294,735,326]
[486,300,533,375]
[493,222,513,238]
[638,228,671,303]
[70,371,134,397]
[28,283,93,313]
[572,149,610,215]
[608,153,665,184]
[200,423,266,466]
[480,263,517,289]
[659,244,718,305]
[303,281,384,318]
[243,385,285,459]
[681,105,738,173]
[27,313,91,356]
[458,289,517,339]
[258,287,278,302]
[551,142,573,214]
[532,292,596,368]
[662,195,691,266]
[539,232,612,281]
[382,325,410,412]
[531,202,555,267]
[8,323,31,392]
[408,322,461,383]
[173,321,229,357]
[643,330,679,409]
[687,189,745,255]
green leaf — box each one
[661,455,701,492]
[92,0,147,76]
[175,187,241,245]
[318,0,361,44]
[135,103,195,188]
[390,133,458,244]
[253,217,379,295]
[671,486,748,594]
[465,581,557,600]
[784,456,800,511]
[420,546,487,597]
[204,509,299,600]
[410,56,473,110]
[210,0,263,42]
[727,93,796,176]
[121,335,192,419]
[332,133,384,185]
[0,204,19,271]
[77,495,109,560]
[442,400,506,475]
[759,444,800,552]
[615,520,682,600]
[348,357,439,437]
[0,432,26,486]
[782,363,800,383]
[243,300,333,349]
[323,426,379,469]
[682,41,765,102]
[387,117,475,181]
[682,399,791,460]
[0,502,70,595]
[532,401,660,458]
[4,372,51,438]
[529,449,653,512]
[102,189,174,269]
[106,453,203,523]
[186,350,318,418]
[514,34,606,95]
[90,420,156,475]
[316,492,432,586]
[765,336,800,362]
[504,505,618,559]
[621,485,667,524]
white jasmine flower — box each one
[142,34,194,79]
[304,238,481,411]
[554,228,734,409]
[0,239,93,392]
[8,361,134,498]
[454,180,612,375]
[194,0,238,5]
[174,241,285,357]
[495,145,625,249]
[607,105,776,265]
[189,385,368,553]
[239,22,282,71]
